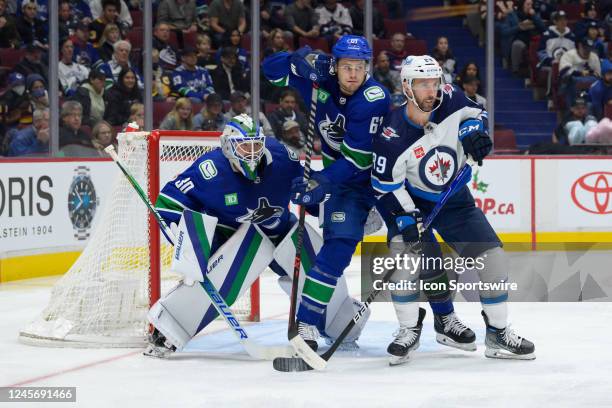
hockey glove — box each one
[290,171,331,205]
[290,46,333,83]
[392,210,423,252]
[458,119,492,166]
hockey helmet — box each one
[220,114,265,181]
[400,55,445,113]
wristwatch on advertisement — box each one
[68,166,99,240]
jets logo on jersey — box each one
[418,146,458,191]
[381,126,400,141]
[318,113,346,151]
[236,197,284,228]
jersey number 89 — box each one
[372,152,386,174]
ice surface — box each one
[1,258,610,408]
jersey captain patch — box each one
[418,146,458,191]
[235,197,284,228]
[318,113,346,151]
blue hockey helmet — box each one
[332,35,372,62]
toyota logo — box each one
[571,171,612,215]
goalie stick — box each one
[105,145,294,360]
[273,159,475,371]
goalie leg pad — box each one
[149,223,275,348]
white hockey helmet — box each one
[220,113,265,181]
[400,55,445,113]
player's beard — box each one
[415,94,437,112]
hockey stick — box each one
[273,159,474,371]
[105,145,294,360]
[284,83,326,370]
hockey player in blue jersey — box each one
[146,114,369,357]
[372,55,535,363]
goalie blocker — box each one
[149,210,369,352]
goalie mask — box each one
[400,55,445,113]
[220,114,266,181]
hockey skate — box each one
[482,311,535,360]
[297,321,320,352]
[434,311,477,351]
[143,328,177,359]
[387,308,426,366]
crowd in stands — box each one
[1,0,610,158]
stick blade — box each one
[273,356,314,372]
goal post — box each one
[18,130,260,348]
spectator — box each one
[501,0,545,75]
[8,108,49,156]
[260,0,291,41]
[586,118,612,144]
[16,0,47,47]
[89,0,122,46]
[537,10,575,68]
[208,0,246,47]
[268,89,308,139]
[211,46,250,100]
[277,119,305,154]
[560,38,601,108]
[466,0,486,47]
[124,102,144,130]
[349,0,384,39]
[70,68,106,127]
[224,91,273,135]
[553,96,597,145]
[461,75,487,108]
[193,92,226,131]
[66,0,92,23]
[196,33,216,68]
[96,22,121,62]
[264,28,290,58]
[157,0,197,33]
[59,0,80,37]
[14,43,49,84]
[0,72,30,128]
[574,1,602,41]
[59,100,93,150]
[455,61,481,89]
[285,0,319,49]
[72,21,102,68]
[386,33,409,71]
[153,22,179,70]
[218,29,250,71]
[160,97,193,130]
[171,47,215,103]
[316,0,353,44]
[431,36,456,84]
[99,40,143,88]
[26,73,48,113]
[588,59,612,120]
[103,67,142,126]
[373,51,401,95]
[0,0,21,48]
[90,120,116,155]
[89,0,131,34]
[584,21,606,59]
[533,0,555,21]
[59,37,90,97]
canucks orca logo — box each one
[236,197,284,229]
[318,113,346,151]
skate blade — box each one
[388,341,419,366]
[436,333,477,352]
[485,347,536,360]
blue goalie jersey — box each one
[371,84,488,215]
[155,138,302,239]
[262,51,391,186]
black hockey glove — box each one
[392,210,423,252]
[459,119,492,166]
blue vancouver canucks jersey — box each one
[262,51,391,186]
[156,138,302,239]
[371,84,488,215]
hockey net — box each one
[19,130,260,348]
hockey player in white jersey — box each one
[371,56,535,364]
